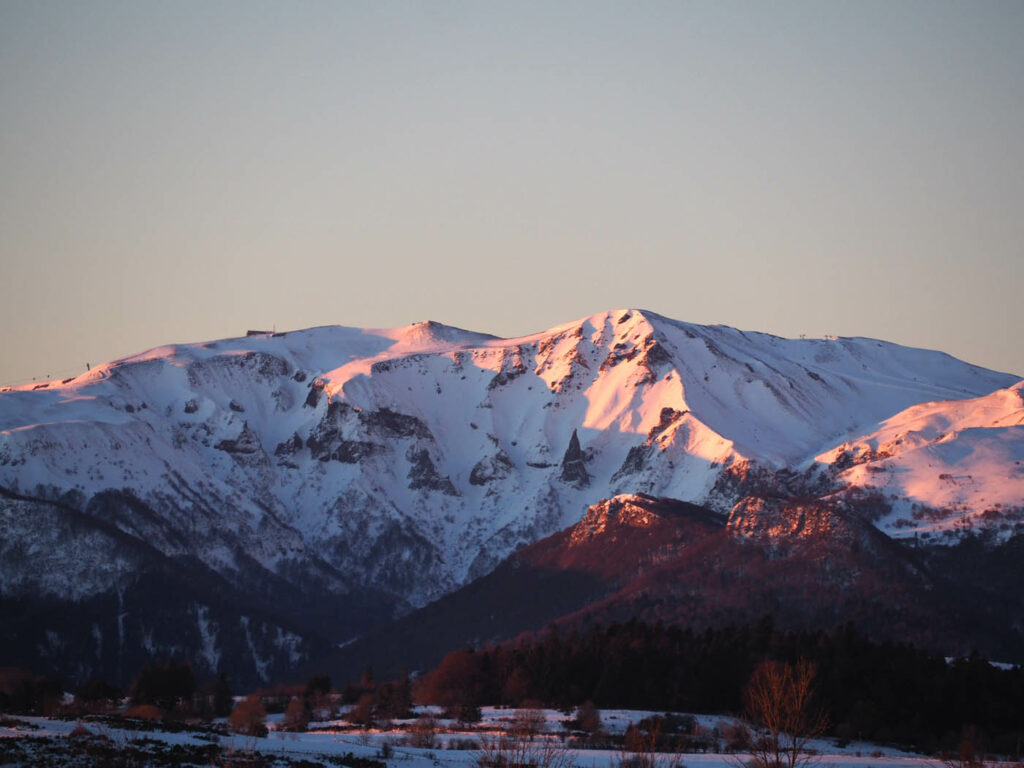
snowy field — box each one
[0,706,933,768]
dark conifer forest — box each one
[414,619,1024,755]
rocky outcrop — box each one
[214,422,261,455]
[559,429,590,487]
[727,496,860,542]
[469,451,514,486]
[360,407,431,439]
[407,449,459,495]
[568,495,665,546]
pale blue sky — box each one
[2,0,1022,385]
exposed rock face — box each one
[568,495,666,546]
[611,444,653,482]
[560,429,590,487]
[611,408,689,483]
[726,495,872,554]
[304,380,324,408]
[407,449,459,495]
[469,451,514,486]
[361,407,431,439]
[274,433,303,458]
[215,422,261,455]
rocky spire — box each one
[560,428,590,487]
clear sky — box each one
[2,0,1022,386]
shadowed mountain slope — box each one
[314,493,1024,683]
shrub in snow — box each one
[122,704,163,721]
[228,694,268,737]
[280,696,310,733]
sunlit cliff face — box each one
[568,496,663,547]
[727,496,853,540]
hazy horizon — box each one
[3,1,1022,385]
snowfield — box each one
[0,708,930,768]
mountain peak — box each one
[378,320,501,350]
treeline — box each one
[0,660,233,720]
[0,667,62,715]
[415,618,1024,755]
[0,660,332,738]
[339,667,416,725]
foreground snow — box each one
[1,707,930,768]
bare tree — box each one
[228,693,267,738]
[476,730,576,768]
[477,710,575,768]
[574,701,602,735]
[744,659,828,768]
[511,705,547,740]
[720,720,753,753]
[280,696,310,733]
[346,692,376,729]
[409,715,438,748]
[939,726,986,768]
[618,720,685,768]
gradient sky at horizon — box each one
[2,0,1022,386]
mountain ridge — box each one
[1,309,1020,686]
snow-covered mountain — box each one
[1,309,1020,684]
[817,380,1024,539]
